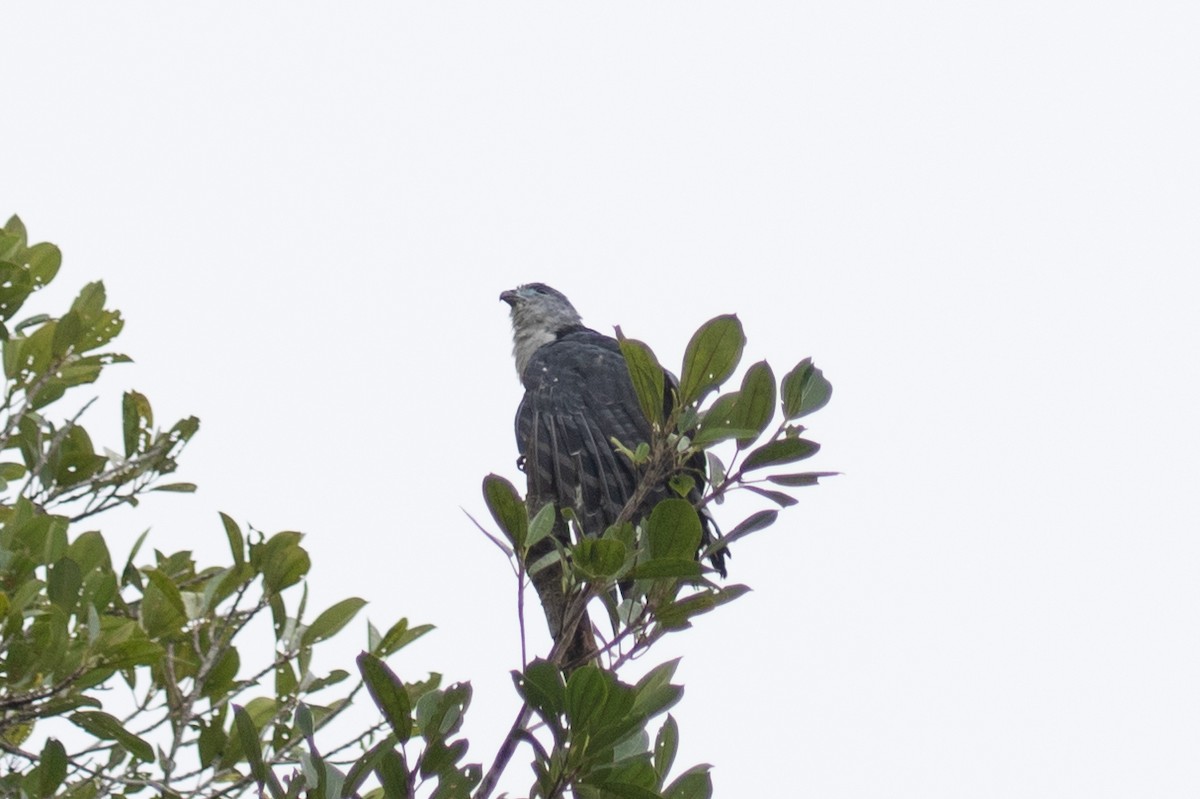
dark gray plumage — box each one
[500,282,725,571]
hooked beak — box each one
[499,289,518,306]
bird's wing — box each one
[516,330,650,536]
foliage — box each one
[475,312,835,798]
[0,217,444,797]
[0,216,833,799]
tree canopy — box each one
[0,216,832,799]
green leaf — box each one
[201,648,240,699]
[150,482,197,493]
[70,711,155,762]
[654,716,679,785]
[617,330,666,426]
[657,585,749,630]
[302,597,367,646]
[25,241,62,289]
[692,391,760,446]
[375,750,411,799]
[357,652,413,742]
[122,390,152,457]
[47,557,82,609]
[414,682,471,742]
[526,502,556,552]
[715,510,778,549]
[36,738,68,797]
[664,765,713,799]
[646,500,702,561]
[766,471,838,487]
[634,659,684,720]
[220,512,245,566]
[730,360,775,447]
[587,783,663,799]
[483,473,528,549]
[295,703,315,739]
[144,568,187,616]
[69,281,106,326]
[255,531,311,593]
[345,737,402,798]
[565,665,610,731]
[781,358,832,419]
[573,538,628,580]
[198,716,227,767]
[0,262,33,321]
[679,315,746,405]
[377,618,435,656]
[630,559,702,579]
[668,473,695,499]
[51,311,81,357]
[741,437,820,472]
[516,659,567,726]
[234,704,286,798]
[743,485,798,507]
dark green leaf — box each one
[588,783,663,799]
[220,512,245,567]
[526,502,556,552]
[728,360,775,448]
[69,281,106,326]
[743,485,798,507]
[516,659,567,724]
[122,391,152,457]
[358,652,413,742]
[198,716,227,766]
[679,315,745,405]
[664,765,713,799]
[256,531,310,593]
[573,538,628,580]
[633,659,684,721]
[741,438,820,472]
[630,559,702,579]
[234,704,285,798]
[657,585,749,630]
[414,682,471,742]
[150,482,197,493]
[70,711,155,762]
[345,737,401,797]
[51,311,81,357]
[36,738,67,797]
[781,358,832,419]
[375,750,411,799]
[378,618,435,656]
[565,665,610,731]
[25,241,62,289]
[47,557,82,609]
[654,716,679,786]
[766,470,838,487]
[617,331,666,426]
[483,473,527,549]
[668,473,695,499]
[302,597,367,646]
[716,510,778,548]
[646,500,701,561]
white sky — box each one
[4,3,1199,796]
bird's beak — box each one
[499,289,518,306]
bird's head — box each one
[500,283,583,377]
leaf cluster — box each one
[475,311,835,797]
[0,218,434,799]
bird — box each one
[500,282,725,664]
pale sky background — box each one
[4,3,1199,796]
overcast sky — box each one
[4,3,1199,796]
